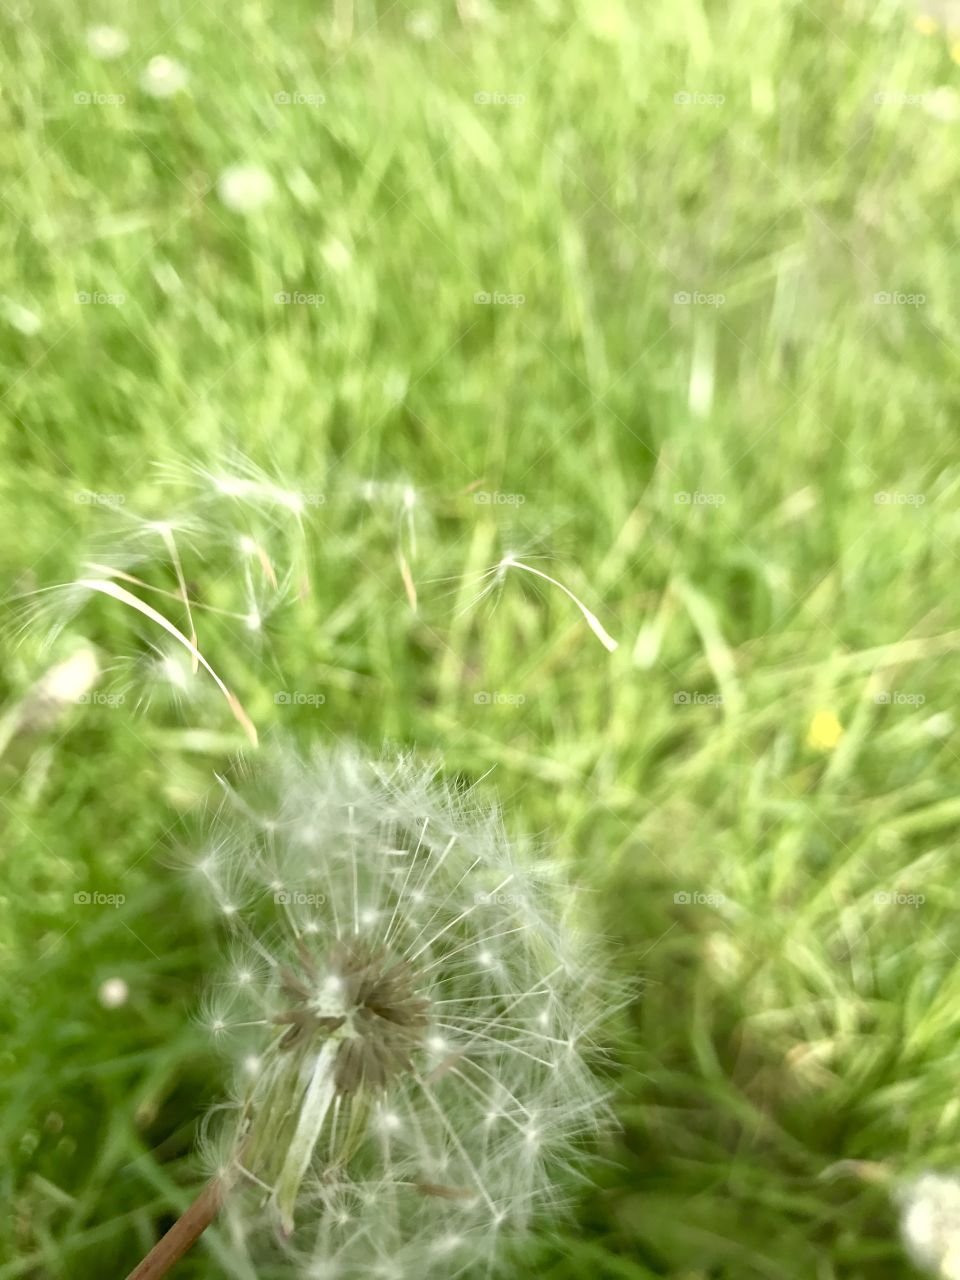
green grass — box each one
[3,0,960,1275]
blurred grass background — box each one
[3,0,960,1275]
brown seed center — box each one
[272,936,430,1095]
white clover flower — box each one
[139,55,188,99]
[192,746,614,1275]
[86,24,129,60]
[898,1173,960,1279]
[216,164,276,214]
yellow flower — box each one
[807,709,844,752]
[914,13,940,36]
[951,40,960,65]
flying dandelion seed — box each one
[493,554,619,653]
[13,466,315,742]
[128,747,617,1277]
[75,579,258,745]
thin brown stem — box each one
[125,1176,226,1280]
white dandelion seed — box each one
[139,55,188,99]
[86,25,129,60]
[180,746,617,1276]
[216,164,276,214]
[468,553,619,653]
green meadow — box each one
[3,1,960,1275]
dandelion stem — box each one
[124,1175,226,1280]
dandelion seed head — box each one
[140,55,188,98]
[898,1172,960,1277]
[217,164,276,214]
[196,745,615,1275]
[86,24,128,59]
[98,976,129,1008]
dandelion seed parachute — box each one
[194,745,614,1277]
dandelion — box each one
[139,56,188,99]
[897,1172,960,1279]
[806,708,844,752]
[98,977,129,1008]
[216,164,276,214]
[86,24,129,59]
[820,1159,960,1277]
[127,747,615,1278]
